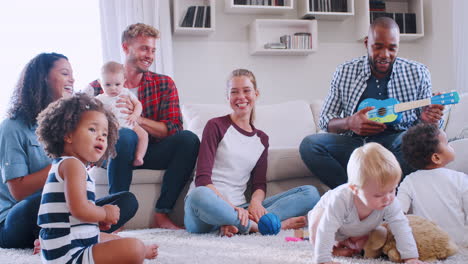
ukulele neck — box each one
[394,98,431,113]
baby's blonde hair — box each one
[101,61,125,76]
[347,142,401,189]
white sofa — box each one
[92,96,468,229]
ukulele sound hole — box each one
[378,108,387,117]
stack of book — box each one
[181,6,211,28]
[308,0,348,12]
[370,12,417,34]
[264,32,312,50]
[234,0,285,6]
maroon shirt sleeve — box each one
[195,116,231,187]
[250,130,269,193]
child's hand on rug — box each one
[404,258,428,264]
[145,244,158,259]
[32,239,40,255]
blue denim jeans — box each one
[0,191,137,249]
[299,130,414,189]
[184,185,320,234]
[108,128,200,213]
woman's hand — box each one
[234,207,250,227]
[247,200,267,223]
[116,94,135,115]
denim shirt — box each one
[0,118,51,223]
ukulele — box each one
[357,91,460,123]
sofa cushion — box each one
[90,167,165,185]
[182,100,316,148]
[267,147,313,182]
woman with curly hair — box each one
[0,53,138,250]
[35,93,157,263]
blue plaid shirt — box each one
[319,56,432,133]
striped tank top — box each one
[37,156,99,264]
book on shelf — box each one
[234,0,284,6]
[264,42,287,49]
[369,0,386,12]
[181,6,196,27]
[309,0,347,13]
[180,5,211,28]
[404,13,416,34]
[194,6,205,28]
[204,6,211,28]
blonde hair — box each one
[347,142,401,189]
[226,69,258,124]
[101,61,125,76]
[121,23,160,44]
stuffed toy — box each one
[364,215,458,262]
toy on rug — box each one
[258,213,281,235]
[364,215,458,262]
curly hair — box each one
[8,53,68,125]
[36,93,119,165]
[121,23,159,44]
[402,123,440,169]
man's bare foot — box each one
[33,239,40,255]
[133,158,144,167]
[145,244,158,259]
[151,213,183,229]
[220,225,239,237]
[281,216,307,230]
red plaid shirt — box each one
[89,72,182,142]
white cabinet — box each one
[224,0,294,14]
[355,0,424,41]
[249,19,318,55]
[298,0,354,20]
[173,0,215,35]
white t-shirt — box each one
[96,89,138,129]
[309,184,418,263]
[397,167,468,246]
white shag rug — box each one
[0,228,467,264]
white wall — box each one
[172,0,454,106]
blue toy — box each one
[258,213,281,235]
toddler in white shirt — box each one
[307,142,425,264]
[399,123,468,246]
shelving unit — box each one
[298,0,354,20]
[249,19,318,55]
[173,0,215,35]
[225,0,294,14]
[355,0,424,41]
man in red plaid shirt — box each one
[87,23,200,229]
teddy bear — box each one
[364,215,458,262]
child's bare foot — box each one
[145,244,158,259]
[133,158,144,167]
[151,213,183,230]
[281,216,307,230]
[33,239,40,255]
[220,225,239,237]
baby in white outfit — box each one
[96,61,148,166]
